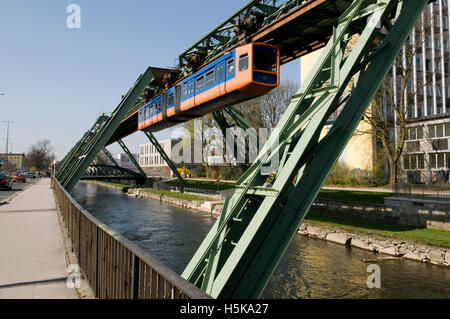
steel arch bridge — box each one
[81,165,147,186]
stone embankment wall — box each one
[298,222,450,267]
[312,198,450,231]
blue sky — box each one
[0,0,300,160]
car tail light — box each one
[1,180,6,183]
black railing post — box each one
[94,226,99,298]
[131,255,140,299]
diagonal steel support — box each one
[56,114,110,181]
[143,131,185,185]
[57,68,154,192]
[102,148,120,167]
[117,139,148,178]
[182,0,428,298]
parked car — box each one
[12,173,26,183]
[25,172,36,179]
[0,174,13,190]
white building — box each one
[139,138,176,177]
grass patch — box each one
[141,188,215,201]
[305,212,450,248]
[86,181,135,188]
[317,189,391,204]
[166,179,236,191]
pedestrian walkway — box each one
[0,179,78,299]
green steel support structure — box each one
[56,114,110,181]
[182,0,428,298]
[101,147,120,167]
[143,131,186,185]
[57,68,154,192]
[116,139,148,178]
[178,0,329,74]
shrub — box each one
[219,165,244,180]
[192,165,206,177]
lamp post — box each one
[3,121,14,154]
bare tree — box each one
[360,20,432,185]
[236,80,298,132]
[25,139,55,171]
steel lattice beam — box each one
[102,148,120,167]
[117,139,148,178]
[143,131,185,185]
[57,68,154,192]
[182,0,428,298]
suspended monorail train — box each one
[138,42,280,132]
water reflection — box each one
[72,182,450,299]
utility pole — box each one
[3,121,14,154]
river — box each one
[71,182,450,299]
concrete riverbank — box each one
[87,181,450,268]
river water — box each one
[71,182,450,299]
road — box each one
[0,179,38,202]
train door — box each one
[162,92,167,121]
[224,58,235,94]
[217,61,225,95]
[175,85,181,115]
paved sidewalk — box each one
[0,179,78,299]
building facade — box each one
[300,0,450,183]
[0,153,25,170]
[139,138,177,177]
[399,0,450,183]
[115,153,139,172]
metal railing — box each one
[53,179,211,299]
[393,183,450,200]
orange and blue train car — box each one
[138,42,280,133]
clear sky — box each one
[0,0,300,160]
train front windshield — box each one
[253,44,277,73]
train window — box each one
[182,84,187,99]
[227,59,235,78]
[188,81,194,96]
[205,70,215,88]
[254,44,277,72]
[215,65,220,82]
[220,63,225,80]
[157,100,161,112]
[239,53,249,71]
[150,104,155,116]
[196,76,205,91]
[168,93,174,106]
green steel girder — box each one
[102,148,120,167]
[56,114,110,181]
[182,0,428,299]
[117,139,148,178]
[178,0,327,74]
[82,164,147,185]
[57,68,154,192]
[143,131,185,185]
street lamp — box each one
[3,121,14,154]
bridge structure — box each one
[81,164,147,186]
[55,0,430,299]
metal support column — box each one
[102,148,120,167]
[117,139,148,179]
[143,131,185,185]
[57,68,154,192]
[183,0,428,299]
